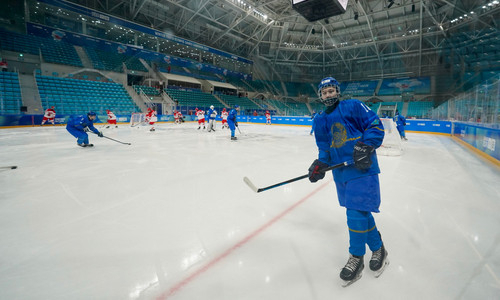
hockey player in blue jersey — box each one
[393,111,408,140]
[308,77,389,286]
[206,105,217,132]
[66,111,103,147]
[227,105,239,140]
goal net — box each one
[378,118,403,156]
[130,113,146,127]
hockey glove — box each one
[235,122,239,127]
[353,142,375,170]
[308,159,329,183]
[97,131,104,137]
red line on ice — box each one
[156,180,331,300]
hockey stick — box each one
[0,166,17,169]
[103,135,131,145]
[91,132,131,145]
[243,161,351,193]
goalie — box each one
[309,77,388,286]
[207,105,217,132]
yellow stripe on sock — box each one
[349,225,376,233]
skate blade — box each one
[373,259,390,278]
[341,272,362,287]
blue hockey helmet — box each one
[318,77,341,106]
[234,104,239,108]
[87,111,97,117]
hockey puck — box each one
[11,166,17,169]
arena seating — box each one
[217,94,261,110]
[267,99,310,116]
[0,29,82,67]
[165,88,220,110]
[36,75,140,115]
[0,72,22,114]
[133,85,160,96]
[84,47,147,72]
[284,81,317,98]
[407,101,434,118]
[309,101,324,114]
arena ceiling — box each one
[67,0,499,81]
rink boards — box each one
[1,113,499,163]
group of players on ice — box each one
[51,76,406,286]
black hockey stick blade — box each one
[0,166,17,169]
[243,161,351,193]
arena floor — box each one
[1,122,499,299]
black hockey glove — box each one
[97,131,104,137]
[308,159,329,183]
[235,122,239,127]
[353,142,375,170]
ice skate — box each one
[231,136,237,141]
[78,143,93,147]
[150,128,155,132]
[370,244,389,278]
[197,126,200,130]
[340,255,364,287]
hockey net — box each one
[378,118,403,156]
[130,113,146,127]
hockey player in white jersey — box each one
[196,108,206,130]
[41,106,56,126]
[221,108,229,129]
[106,109,118,128]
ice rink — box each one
[1,122,499,300]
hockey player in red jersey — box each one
[106,109,118,128]
[41,106,56,126]
[196,108,206,130]
[221,108,229,129]
[146,107,157,131]
[265,110,271,125]
[174,110,183,124]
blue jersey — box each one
[393,114,406,128]
[67,115,99,134]
[228,109,238,124]
[207,108,217,120]
[313,99,385,183]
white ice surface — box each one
[0,122,499,300]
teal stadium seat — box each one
[36,75,140,115]
[0,72,23,114]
